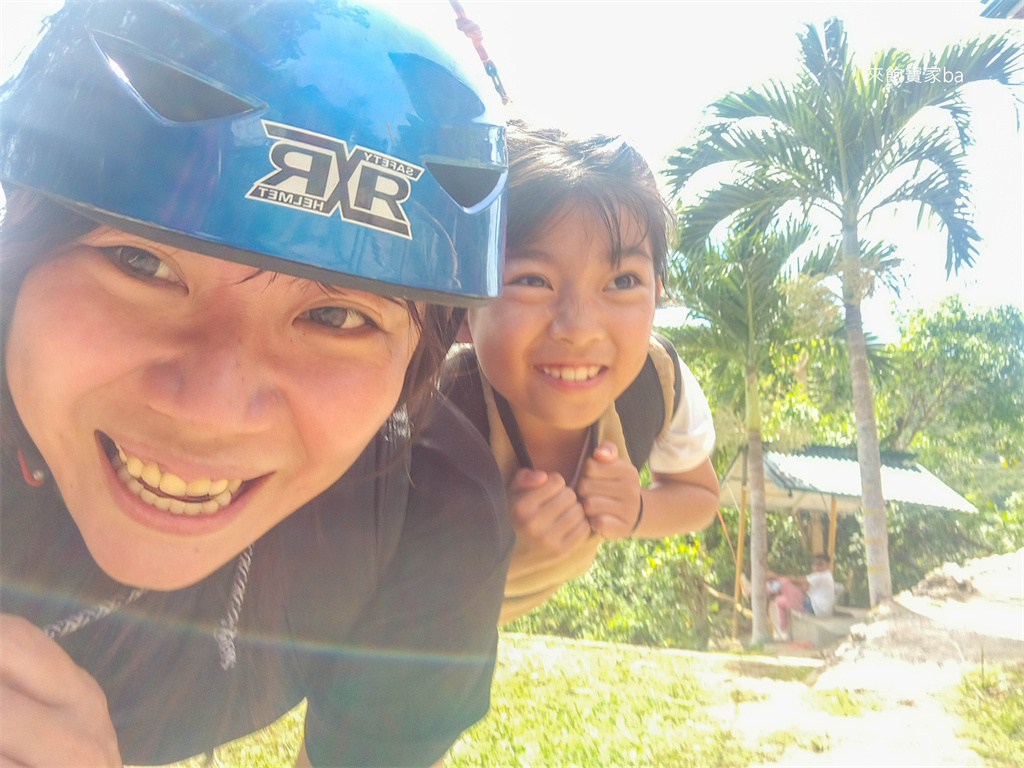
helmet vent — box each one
[93,32,261,123]
[425,162,504,211]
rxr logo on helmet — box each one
[247,121,424,239]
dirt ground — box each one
[703,549,1024,767]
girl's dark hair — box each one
[506,121,673,285]
[0,188,458,466]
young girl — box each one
[0,2,511,766]
[446,123,719,623]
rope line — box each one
[449,0,510,104]
[214,543,254,670]
[716,505,736,562]
[41,545,255,672]
[43,587,148,640]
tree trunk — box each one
[693,575,709,651]
[840,216,893,606]
[746,368,770,643]
[843,299,893,605]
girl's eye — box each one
[507,273,549,289]
[608,273,642,290]
[105,246,175,282]
[304,306,373,331]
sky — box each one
[1,0,1021,342]
[462,0,1024,341]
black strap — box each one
[614,333,682,472]
[491,389,533,470]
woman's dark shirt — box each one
[0,396,513,767]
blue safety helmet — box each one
[0,0,506,305]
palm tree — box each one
[664,18,1021,605]
[671,220,814,642]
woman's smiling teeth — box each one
[111,442,243,516]
[540,364,602,382]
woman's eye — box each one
[105,246,174,281]
[608,273,642,290]
[507,273,549,289]
[305,306,373,331]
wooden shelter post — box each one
[731,486,748,639]
[811,513,825,555]
[828,496,838,571]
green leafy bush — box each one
[505,536,720,649]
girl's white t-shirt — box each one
[648,358,716,474]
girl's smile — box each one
[536,363,608,386]
[6,227,421,590]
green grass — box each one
[717,654,820,683]
[954,662,1024,767]
[158,634,798,768]
[758,729,831,756]
[447,634,784,768]
[810,687,883,717]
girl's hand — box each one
[0,614,122,767]
[506,469,590,578]
[578,443,642,540]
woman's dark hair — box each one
[1,191,98,465]
[505,121,673,286]
[0,188,458,466]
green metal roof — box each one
[721,445,977,515]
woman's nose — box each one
[140,308,284,434]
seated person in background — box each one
[768,554,836,639]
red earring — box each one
[17,447,46,487]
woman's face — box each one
[5,227,420,589]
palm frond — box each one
[864,138,978,274]
[935,91,973,148]
[881,33,1020,148]
[714,82,843,181]
[666,82,842,198]
[678,173,813,251]
[799,18,858,127]
[873,125,964,193]
[930,33,1022,96]
[796,236,899,296]
[855,241,904,300]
